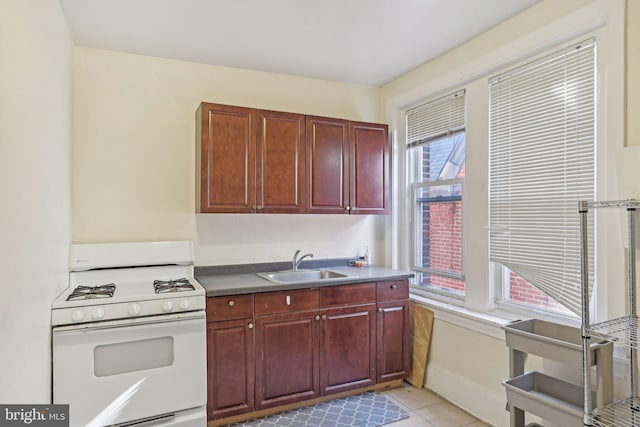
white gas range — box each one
[51,241,207,427]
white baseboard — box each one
[424,362,543,427]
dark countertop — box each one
[195,260,413,297]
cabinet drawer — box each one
[255,288,319,316]
[207,294,254,322]
[376,280,409,302]
[320,283,376,308]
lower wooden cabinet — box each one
[376,280,410,383]
[206,279,410,422]
[319,303,377,395]
[376,300,410,382]
[206,294,255,420]
[206,318,254,419]
[255,311,320,409]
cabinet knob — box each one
[315,315,320,321]
[378,307,383,313]
[248,322,254,329]
[228,300,235,307]
[252,204,257,210]
[391,284,397,289]
[321,315,327,320]
[257,205,263,210]
[285,295,291,305]
[346,206,351,211]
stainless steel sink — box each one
[257,269,350,285]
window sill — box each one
[410,294,518,340]
[409,293,580,340]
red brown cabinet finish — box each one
[196,103,305,213]
[206,294,254,321]
[205,278,408,423]
[319,303,377,395]
[206,294,255,420]
[305,116,350,213]
[349,121,390,214]
[197,102,389,215]
[318,283,377,395]
[376,279,410,383]
[305,117,390,214]
[254,288,319,316]
[196,103,256,213]
[255,310,320,409]
[257,110,305,213]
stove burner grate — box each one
[67,283,116,301]
[154,278,195,293]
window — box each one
[488,39,596,316]
[407,91,466,297]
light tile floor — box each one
[381,382,490,427]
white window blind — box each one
[407,90,465,148]
[488,39,595,316]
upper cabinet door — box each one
[197,103,256,213]
[305,116,349,214]
[349,121,389,215]
[197,103,389,215]
[257,110,305,213]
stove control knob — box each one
[179,300,190,310]
[71,310,85,322]
[92,307,105,320]
[128,303,142,316]
[162,300,174,312]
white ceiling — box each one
[59,0,540,86]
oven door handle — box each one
[52,311,205,333]
[112,413,175,427]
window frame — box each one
[406,94,467,301]
[410,177,466,299]
[386,0,624,326]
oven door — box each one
[52,313,206,427]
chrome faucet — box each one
[292,249,313,271]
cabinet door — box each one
[197,103,256,213]
[319,304,376,395]
[349,121,389,214]
[255,311,320,409]
[377,300,410,383]
[257,110,305,213]
[305,116,349,213]
[207,318,254,420]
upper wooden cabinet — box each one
[257,110,305,213]
[349,121,390,214]
[196,103,305,213]
[197,103,256,213]
[197,103,389,214]
[305,116,350,213]
[306,116,389,214]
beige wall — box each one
[0,0,72,402]
[383,0,593,102]
[72,48,385,265]
[628,0,640,146]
